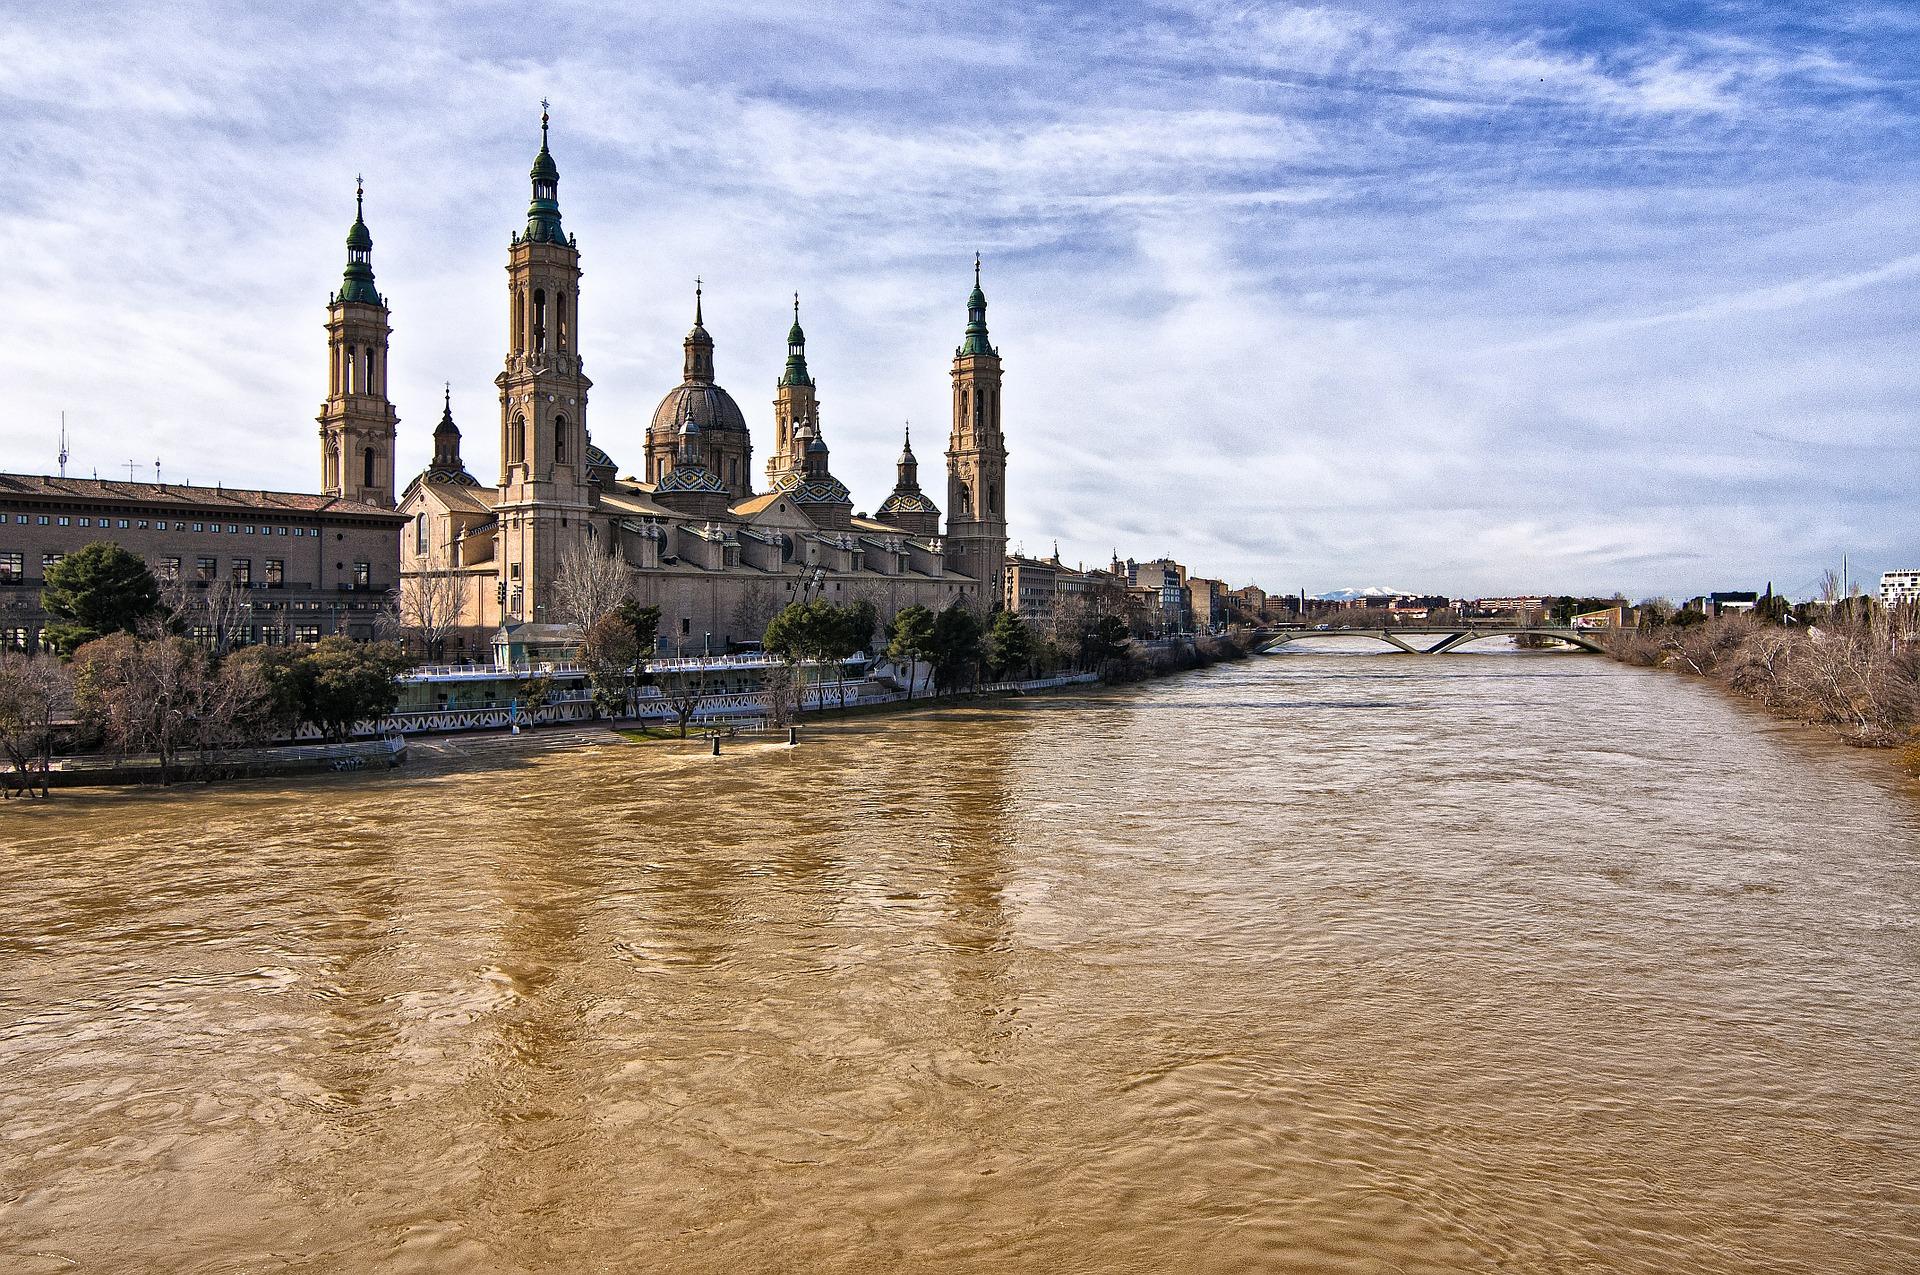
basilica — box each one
[319,110,1008,658]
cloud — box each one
[0,0,1915,598]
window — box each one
[190,625,215,646]
[557,291,569,351]
[158,556,181,581]
[211,524,221,533]
[510,415,526,465]
[196,556,216,582]
[244,524,254,535]
[231,559,251,585]
[78,517,90,527]
[0,552,21,584]
[192,522,204,532]
[57,516,70,526]
[415,515,427,555]
[36,516,48,525]
[42,552,64,572]
[265,558,283,586]
[137,520,148,529]
[227,525,237,534]
[554,416,567,463]
[294,624,321,644]
[353,561,370,589]
[2,626,29,650]
[363,448,375,489]
[12,515,23,524]
[117,519,129,529]
[681,617,691,635]
[533,288,547,353]
[155,521,168,531]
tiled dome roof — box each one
[878,488,938,515]
[657,462,729,495]
[770,469,851,506]
[651,383,747,436]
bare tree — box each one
[397,549,467,661]
[661,665,709,738]
[149,573,256,653]
[727,580,779,644]
[0,652,71,798]
[551,539,633,636]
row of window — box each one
[3,513,323,536]
[3,624,328,651]
[1,552,369,589]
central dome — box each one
[651,383,747,436]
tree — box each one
[41,541,160,655]
[929,603,984,694]
[662,664,709,738]
[0,652,70,798]
[885,604,937,698]
[397,550,467,661]
[1084,613,1131,674]
[72,633,207,783]
[615,599,662,657]
[225,644,310,738]
[300,638,411,741]
[581,610,642,717]
[551,538,632,636]
[985,610,1034,681]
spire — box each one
[781,292,812,387]
[896,422,919,485]
[959,253,994,357]
[432,382,464,472]
[524,100,566,245]
[683,277,715,381]
[336,175,382,305]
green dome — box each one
[335,181,382,306]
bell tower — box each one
[318,178,397,508]
[494,103,594,623]
[945,256,1007,607]
[766,294,817,486]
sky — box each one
[2,1,1916,600]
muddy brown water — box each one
[4,646,1919,1273]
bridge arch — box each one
[1252,627,1606,656]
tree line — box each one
[1,542,411,794]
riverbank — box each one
[1600,613,1920,773]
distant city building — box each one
[1881,570,1920,608]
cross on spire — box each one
[540,97,550,141]
[355,173,364,217]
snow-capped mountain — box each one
[1316,586,1414,603]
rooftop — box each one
[0,473,407,520]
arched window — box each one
[988,482,998,515]
[553,415,567,464]
[365,348,376,396]
[557,292,569,352]
[415,513,428,555]
[363,447,376,488]
[513,290,525,354]
[957,482,972,516]
[510,415,526,465]
[533,289,547,353]
[346,345,358,393]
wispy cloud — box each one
[0,0,1915,597]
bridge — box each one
[1251,624,1608,655]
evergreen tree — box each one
[41,542,160,655]
[985,610,1034,680]
[930,603,984,694]
[885,604,937,698]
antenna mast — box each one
[58,412,69,478]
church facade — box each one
[336,112,1008,658]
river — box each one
[4,645,1919,1274]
